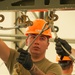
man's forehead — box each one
[28,34,47,37]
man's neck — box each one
[62,70,72,75]
[31,54,45,62]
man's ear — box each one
[46,42,50,50]
[26,38,28,46]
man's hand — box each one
[55,38,71,56]
[17,48,33,70]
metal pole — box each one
[0,34,26,38]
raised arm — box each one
[55,38,75,58]
[0,39,10,63]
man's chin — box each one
[31,52,39,55]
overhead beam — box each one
[0,0,75,11]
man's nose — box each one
[34,37,40,44]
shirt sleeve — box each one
[47,63,62,75]
[5,48,19,74]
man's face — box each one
[26,34,49,56]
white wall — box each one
[0,10,75,75]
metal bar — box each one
[39,12,44,19]
[50,38,75,44]
[0,33,75,43]
[0,0,75,10]
[0,34,26,38]
[32,12,39,19]
[1,38,21,42]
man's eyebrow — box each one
[40,35,47,38]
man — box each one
[55,38,75,75]
[56,55,73,75]
[0,19,62,75]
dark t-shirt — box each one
[5,48,62,75]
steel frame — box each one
[0,0,75,11]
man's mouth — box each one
[33,46,40,50]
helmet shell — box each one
[25,19,52,38]
[56,55,71,62]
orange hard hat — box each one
[56,55,71,62]
[25,19,52,38]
